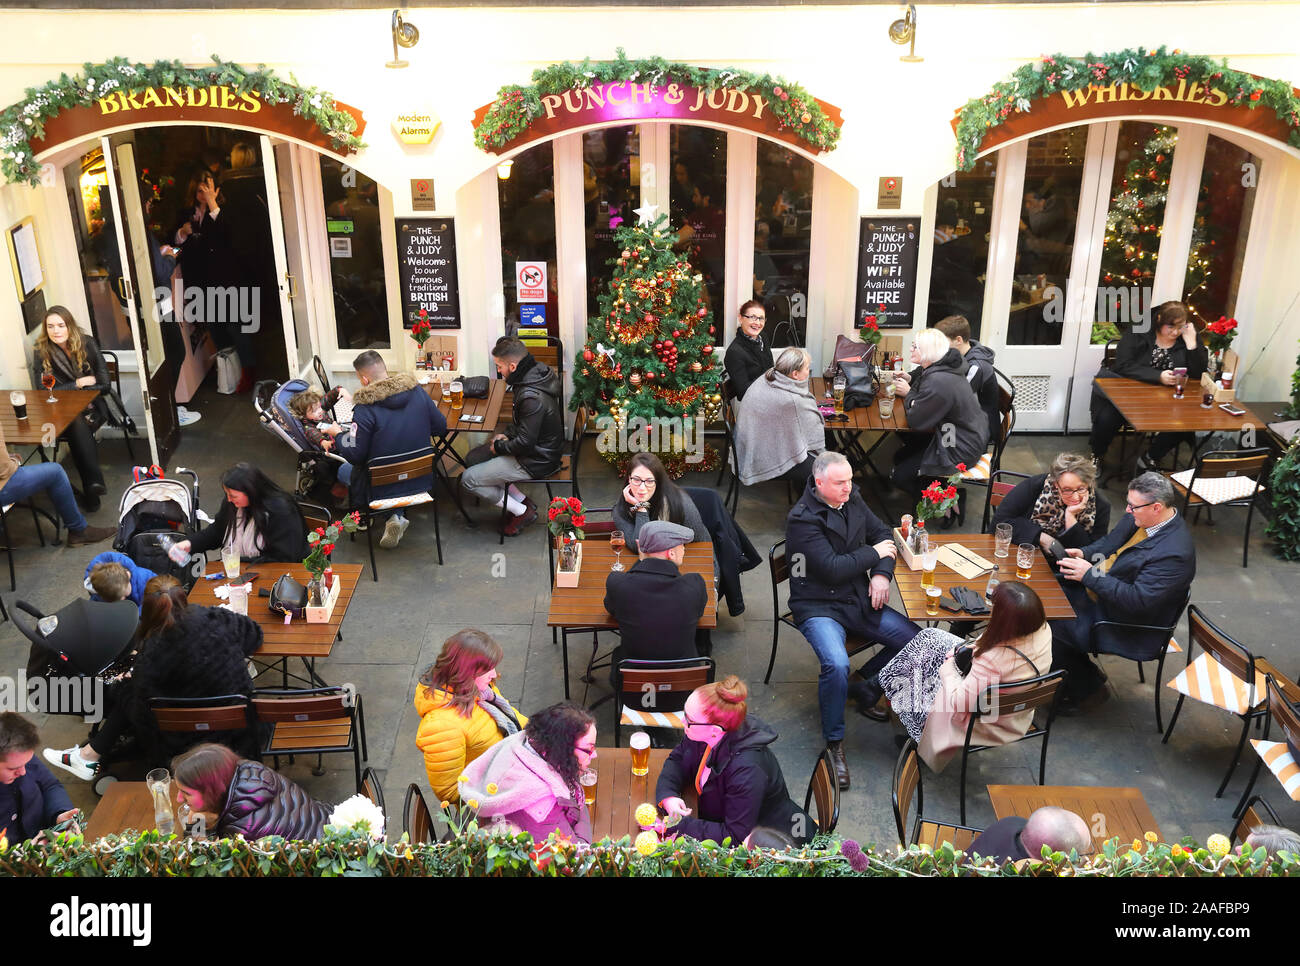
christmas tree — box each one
[571,213,723,474]
[1095,125,1213,341]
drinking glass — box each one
[41,370,57,403]
[222,546,240,581]
[228,583,249,616]
[441,375,452,403]
[450,381,464,411]
[580,769,598,807]
[146,768,174,836]
[924,585,943,617]
[877,394,895,419]
[9,391,27,420]
[609,530,626,571]
[630,732,651,777]
[1172,367,1188,399]
[832,374,846,414]
[1016,543,1035,580]
[1201,388,1215,409]
[920,551,937,589]
[994,523,1013,558]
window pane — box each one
[1008,127,1087,346]
[1094,122,1173,343]
[320,156,388,350]
[498,143,556,337]
[926,155,996,339]
[584,127,640,321]
[670,126,726,339]
[1185,134,1259,326]
[64,147,134,350]
[755,140,813,348]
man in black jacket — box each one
[935,314,1001,447]
[1051,472,1195,710]
[462,337,564,536]
[604,521,708,707]
[787,451,922,789]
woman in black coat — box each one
[1089,300,1207,464]
[723,300,771,402]
[992,453,1111,553]
[176,462,309,563]
[655,677,813,845]
[30,306,110,508]
[127,578,263,766]
[174,743,331,841]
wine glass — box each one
[609,530,626,572]
[41,370,57,403]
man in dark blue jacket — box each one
[786,451,921,789]
[339,350,447,549]
[1051,471,1196,710]
[1,713,76,845]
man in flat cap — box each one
[604,520,708,708]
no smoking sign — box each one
[516,260,546,302]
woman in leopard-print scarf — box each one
[993,453,1112,554]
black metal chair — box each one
[892,737,981,849]
[957,669,1067,824]
[250,686,368,793]
[960,370,1016,523]
[403,782,437,844]
[1230,795,1281,849]
[0,499,49,592]
[100,349,139,462]
[498,406,585,546]
[1089,589,1190,732]
[1169,447,1271,568]
[360,765,385,814]
[803,747,840,835]
[1234,674,1300,819]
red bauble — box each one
[643,313,655,324]
[664,340,674,348]
[672,330,681,338]
[701,344,714,355]
[644,371,655,380]
[697,308,707,318]
[583,349,594,362]
[654,342,663,350]
[708,326,715,335]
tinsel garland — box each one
[474,47,839,154]
[954,46,1300,171]
[1,56,365,186]
[601,444,721,480]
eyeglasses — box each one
[628,476,656,487]
[1056,484,1090,497]
[1126,499,1157,512]
[575,743,597,757]
[742,314,766,321]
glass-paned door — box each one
[754,139,813,348]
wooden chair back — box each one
[103,350,120,385]
[982,470,1029,533]
[1187,605,1254,684]
[618,657,715,710]
[528,343,561,370]
[368,452,434,490]
[1193,448,1270,482]
[1231,795,1281,848]
[804,747,839,835]
[298,500,332,538]
[404,783,436,844]
[149,695,252,733]
[251,688,352,723]
[976,670,1066,721]
[770,542,791,586]
[1265,674,1300,755]
[892,738,923,846]
[360,765,385,813]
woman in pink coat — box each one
[918,582,1053,772]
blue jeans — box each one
[0,463,86,532]
[799,607,922,742]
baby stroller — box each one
[253,377,349,501]
[8,595,141,795]
[114,467,201,590]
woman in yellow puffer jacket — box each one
[414,629,527,805]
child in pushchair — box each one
[287,386,353,454]
[254,378,353,503]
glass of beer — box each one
[920,551,937,588]
[924,585,943,617]
[580,768,597,806]
[994,523,1013,558]
[877,394,894,419]
[450,380,464,411]
[9,391,27,420]
[832,373,846,414]
[630,732,651,777]
[1016,543,1035,580]
[441,375,452,403]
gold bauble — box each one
[690,361,703,373]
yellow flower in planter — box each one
[1131,838,1143,853]
[635,803,659,828]
[1206,834,1231,857]
[1144,831,1158,843]
[634,831,660,856]
[1171,844,1186,860]
[467,799,480,811]
[458,774,468,783]
[439,800,450,810]
[486,783,499,795]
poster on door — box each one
[516,261,547,303]
[854,217,919,328]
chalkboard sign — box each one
[854,217,920,328]
[396,218,460,329]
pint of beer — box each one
[9,391,26,420]
[832,374,846,414]
[924,585,943,617]
[580,769,597,806]
[630,731,651,776]
[450,381,464,411]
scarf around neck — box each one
[1029,477,1096,538]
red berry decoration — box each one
[645,371,655,380]
[672,330,680,338]
[664,340,673,348]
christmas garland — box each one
[0,56,365,187]
[954,46,1300,171]
[474,47,839,153]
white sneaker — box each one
[380,515,410,549]
[44,745,97,781]
[177,406,202,427]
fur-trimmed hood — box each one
[353,372,420,407]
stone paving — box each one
[5,385,1299,849]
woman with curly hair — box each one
[458,702,595,843]
[30,306,110,508]
[415,629,527,805]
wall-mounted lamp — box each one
[496,159,515,180]
[888,4,923,63]
[386,9,420,68]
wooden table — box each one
[588,748,671,843]
[987,784,1161,852]
[187,562,362,686]
[811,377,911,432]
[422,374,507,435]
[0,388,101,446]
[547,541,717,699]
[85,781,162,839]
[1094,376,1266,434]
[892,534,1076,622]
